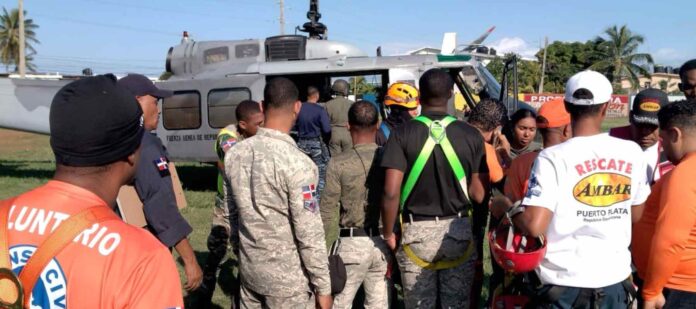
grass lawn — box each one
[0,117,629,308]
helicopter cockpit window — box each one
[208,88,251,128]
[235,44,260,59]
[458,66,487,103]
[162,91,201,130]
[204,46,229,64]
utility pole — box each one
[538,36,548,94]
[18,0,26,77]
[278,0,285,35]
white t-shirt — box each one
[522,133,650,288]
[643,142,660,184]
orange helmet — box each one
[384,82,419,109]
[489,221,546,274]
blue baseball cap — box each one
[117,74,173,99]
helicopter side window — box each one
[235,44,260,59]
[208,88,252,128]
[162,91,201,130]
[204,46,229,64]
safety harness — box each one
[399,115,474,270]
[0,199,118,309]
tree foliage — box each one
[0,7,39,72]
[485,25,652,94]
[590,25,653,91]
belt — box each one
[339,227,382,237]
[407,211,465,223]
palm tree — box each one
[590,25,653,91]
[0,7,39,72]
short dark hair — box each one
[348,100,378,130]
[235,100,261,122]
[658,99,696,131]
[307,86,319,96]
[263,77,299,111]
[679,59,696,80]
[468,98,507,132]
[419,69,453,106]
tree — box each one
[0,7,39,72]
[589,25,653,91]
[486,53,540,94]
[348,76,377,97]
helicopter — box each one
[0,0,526,163]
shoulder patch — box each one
[220,137,238,153]
[302,184,318,213]
[154,157,170,177]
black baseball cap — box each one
[117,74,173,98]
[630,88,669,126]
[50,74,144,166]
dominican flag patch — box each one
[302,184,318,213]
[220,137,238,153]
[154,157,170,177]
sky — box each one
[1,0,694,76]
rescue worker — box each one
[381,68,489,308]
[294,86,332,200]
[326,79,354,154]
[633,99,696,309]
[226,77,332,309]
[375,82,420,146]
[609,89,673,184]
[510,70,650,308]
[679,59,696,100]
[117,73,203,291]
[198,100,263,306]
[320,101,389,308]
[0,74,183,308]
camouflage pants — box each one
[333,236,391,309]
[396,216,477,309]
[202,195,241,307]
[329,127,352,155]
[240,284,314,309]
[297,138,330,201]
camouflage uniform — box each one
[202,125,242,303]
[325,96,354,155]
[320,143,390,309]
[226,127,332,308]
[396,216,476,308]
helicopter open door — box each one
[155,74,265,162]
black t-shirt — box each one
[381,111,488,217]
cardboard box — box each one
[116,162,187,227]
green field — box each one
[0,117,629,308]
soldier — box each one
[117,73,203,291]
[226,77,332,309]
[326,79,354,154]
[198,100,263,306]
[381,68,489,308]
[294,86,332,201]
[320,101,389,308]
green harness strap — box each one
[398,115,474,271]
[400,115,470,211]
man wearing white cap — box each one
[507,70,651,307]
